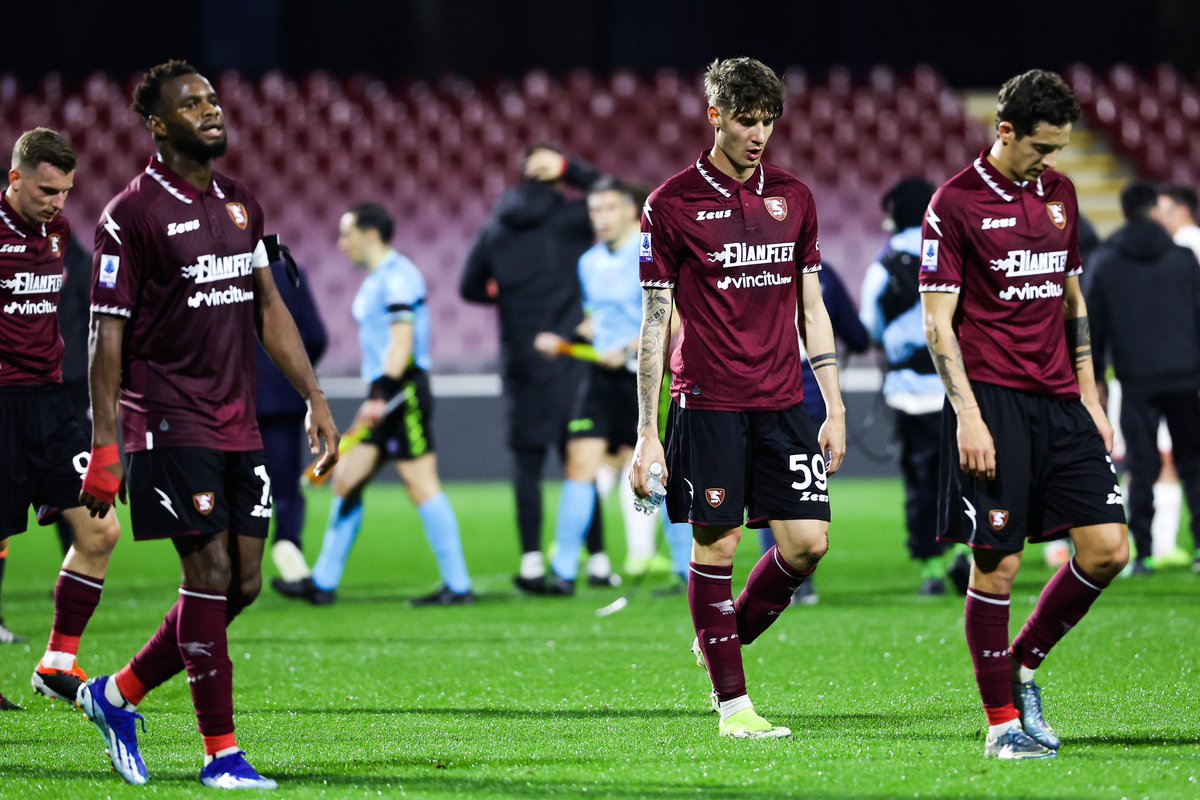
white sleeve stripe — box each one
[1066,267,1083,277]
[641,280,675,288]
[90,304,132,318]
[919,284,961,294]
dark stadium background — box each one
[6,1,1197,479]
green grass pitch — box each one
[1,479,1196,798]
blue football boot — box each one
[1014,679,1061,750]
[200,750,278,790]
[984,726,1056,760]
[77,676,148,785]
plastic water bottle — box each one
[633,463,666,516]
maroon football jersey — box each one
[91,157,266,452]
[0,193,70,387]
[918,150,1082,399]
[640,152,822,411]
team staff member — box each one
[461,146,616,591]
[0,128,122,705]
[859,177,958,596]
[274,203,474,607]
[77,60,338,788]
[633,57,847,740]
[256,255,327,585]
[1088,182,1200,574]
[921,70,1128,760]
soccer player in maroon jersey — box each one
[1,128,123,705]
[919,70,1129,760]
[75,61,339,788]
[632,57,847,739]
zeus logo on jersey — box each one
[0,272,62,295]
[982,217,1016,230]
[167,219,201,236]
[706,242,794,269]
[716,272,793,291]
[999,281,1064,301]
[180,252,254,284]
[695,209,732,221]
[0,243,27,254]
[989,249,1069,277]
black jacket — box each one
[1087,218,1200,392]
[459,158,601,446]
[255,261,328,419]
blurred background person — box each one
[258,256,327,585]
[1088,181,1200,575]
[859,177,969,596]
[757,259,869,606]
[460,145,617,592]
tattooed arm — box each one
[921,291,995,480]
[1063,274,1114,452]
[631,286,674,497]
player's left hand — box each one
[305,392,341,478]
[818,411,847,475]
[1083,398,1115,454]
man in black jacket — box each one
[460,146,615,592]
[1087,181,1200,574]
[257,259,327,584]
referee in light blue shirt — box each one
[535,178,692,592]
[859,178,963,596]
[273,203,473,607]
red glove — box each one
[82,444,122,505]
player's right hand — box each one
[533,331,564,359]
[306,393,341,479]
[956,408,996,481]
[80,444,126,518]
[630,434,668,498]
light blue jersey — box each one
[352,249,431,382]
[860,226,944,414]
[578,233,643,356]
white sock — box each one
[204,746,241,765]
[40,650,76,671]
[1151,481,1182,558]
[104,676,135,711]
[988,719,1021,739]
[520,551,545,580]
[595,462,618,499]
[587,552,612,578]
[718,694,754,721]
[272,540,311,582]
[620,463,658,563]
[1018,665,1036,684]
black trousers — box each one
[260,416,308,548]
[897,409,943,560]
[1120,386,1200,559]
[513,444,603,557]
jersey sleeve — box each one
[90,199,144,319]
[797,187,822,274]
[639,189,678,288]
[383,260,425,324]
[1065,187,1083,278]
[917,186,963,294]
